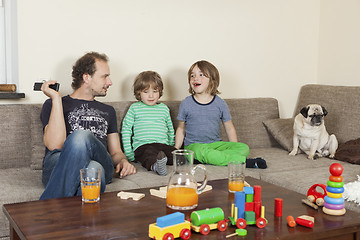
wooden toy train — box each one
[149,185,267,239]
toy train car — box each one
[228,186,267,229]
[149,212,191,240]
[190,207,228,235]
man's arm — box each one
[223,120,238,142]
[174,121,186,149]
[42,81,67,151]
[107,133,136,178]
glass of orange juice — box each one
[80,168,101,203]
[228,161,245,193]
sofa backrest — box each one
[295,84,360,145]
[0,97,279,170]
[0,104,33,169]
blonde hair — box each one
[133,71,164,101]
[187,60,220,95]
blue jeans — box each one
[40,130,114,200]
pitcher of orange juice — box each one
[166,149,207,210]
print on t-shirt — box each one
[67,103,109,140]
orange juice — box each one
[166,187,198,210]
[228,180,244,192]
[81,182,100,203]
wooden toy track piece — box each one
[117,191,145,201]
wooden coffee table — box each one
[3,177,360,240]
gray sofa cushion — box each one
[295,84,360,145]
[0,105,31,169]
[225,98,280,148]
[263,118,294,152]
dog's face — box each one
[300,104,328,126]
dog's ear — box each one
[321,106,328,116]
[300,106,309,118]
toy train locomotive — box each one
[149,208,227,239]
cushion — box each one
[263,118,294,152]
[335,138,360,164]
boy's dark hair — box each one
[133,71,164,101]
[187,60,220,95]
[71,52,109,90]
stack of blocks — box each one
[323,163,346,216]
[233,185,262,224]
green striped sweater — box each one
[121,101,175,161]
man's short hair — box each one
[71,52,108,90]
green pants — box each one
[185,141,249,166]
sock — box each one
[246,158,267,169]
[246,158,258,168]
[153,151,167,176]
[256,158,267,169]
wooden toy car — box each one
[149,212,191,240]
[307,184,327,206]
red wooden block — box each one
[245,202,254,211]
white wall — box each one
[318,0,360,86]
[4,0,358,118]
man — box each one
[39,52,136,200]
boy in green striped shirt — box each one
[121,71,176,175]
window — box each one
[0,0,18,85]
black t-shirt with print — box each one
[40,95,118,153]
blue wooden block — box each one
[235,191,246,219]
[244,187,254,202]
[244,187,254,195]
[156,212,185,228]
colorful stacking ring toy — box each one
[327,180,344,188]
[323,202,345,210]
[327,192,342,198]
[324,196,344,205]
[326,186,344,194]
[329,175,343,182]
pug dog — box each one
[289,104,338,160]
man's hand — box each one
[41,80,61,99]
[115,159,136,178]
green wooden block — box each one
[246,193,254,202]
[245,211,256,223]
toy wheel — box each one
[236,218,247,229]
[163,233,174,240]
[316,197,324,206]
[256,217,267,228]
[180,228,191,240]
[217,220,227,231]
[200,224,210,235]
[307,195,315,203]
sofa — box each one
[1,84,360,239]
